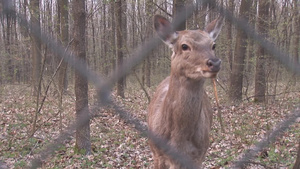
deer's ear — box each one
[154,15,178,48]
[205,16,224,41]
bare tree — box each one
[292,0,299,65]
[30,0,41,96]
[226,0,234,71]
[3,0,14,83]
[58,0,69,94]
[228,0,251,103]
[109,1,116,72]
[254,0,269,102]
[115,0,125,98]
[72,0,91,154]
[57,0,69,131]
[20,0,31,83]
[30,0,42,136]
[144,0,153,87]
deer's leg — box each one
[150,143,167,169]
[156,156,167,169]
[152,154,168,169]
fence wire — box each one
[1,0,300,168]
[233,107,300,168]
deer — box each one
[147,15,224,169]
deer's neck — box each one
[162,75,206,138]
[165,75,205,118]
[168,75,205,99]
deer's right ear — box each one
[154,15,178,48]
[204,16,224,41]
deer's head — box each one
[154,15,224,80]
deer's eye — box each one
[181,44,189,51]
[212,43,216,50]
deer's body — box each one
[148,76,212,166]
[148,15,224,168]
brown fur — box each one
[148,15,223,169]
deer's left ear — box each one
[205,16,225,41]
[154,15,178,48]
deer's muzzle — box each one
[206,58,221,72]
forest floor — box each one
[0,82,299,169]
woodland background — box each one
[0,0,299,168]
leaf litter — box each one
[0,84,299,168]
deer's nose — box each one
[206,58,221,72]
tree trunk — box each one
[122,1,127,88]
[197,1,208,30]
[102,2,108,75]
[58,0,69,94]
[4,0,13,83]
[57,0,69,131]
[226,0,234,71]
[292,0,299,65]
[228,0,251,103]
[90,0,96,72]
[72,0,91,154]
[29,0,43,136]
[110,1,116,73]
[30,0,41,96]
[20,0,30,83]
[145,0,153,87]
[245,0,257,93]
[115,0,125,98]
[254,0,269,102]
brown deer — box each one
[147,15,224,168]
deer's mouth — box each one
[202,70,219,78]
[190,68,219,79]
